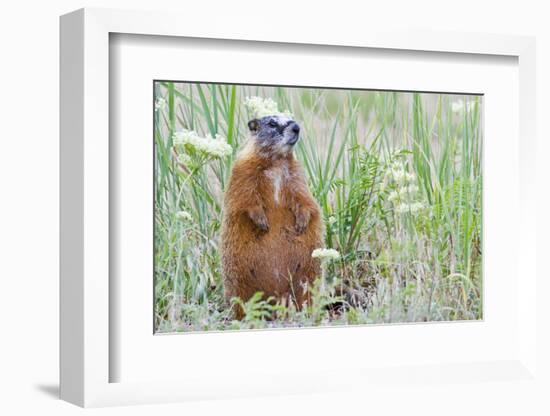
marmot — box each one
[221,115,324,318]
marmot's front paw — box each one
[250,210,269,232]
[294,211,310,235]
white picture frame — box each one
[60,7,538,408]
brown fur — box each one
[221,140,323,318]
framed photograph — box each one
[60,8,538,408]
[151,81,483,333]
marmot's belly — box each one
[241,225,319,297]
[221,210,323,303]
[251,232,308,272]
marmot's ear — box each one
[248,119,260,134]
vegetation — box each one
[154,82,482,332]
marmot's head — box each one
[247,115,300,157]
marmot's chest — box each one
[263,165,290,206]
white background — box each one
[1,0,548,415]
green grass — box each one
[153,82,483,332]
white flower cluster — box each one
[155,97,167,112]
[389,162,415,185]
[312,248,341,261]
[394,202,424,214]
[175,210,192,221]
[173,129,232,158]
[176,153,192,166]
[388,185,418,202]
[244,96,292,119]
[385,160,425,215]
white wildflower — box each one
[388,184,418,202]
[175,210,192,221]
[177,153,192,165]
[155,97,166,112]
[312,248,341,261]
[244,96,292,119]
[389,165,415,185]
[406,184,418,194]
[394,202,424,214]
[388,190,400,202]
[385,157,425,213]
[327,216,337,226]
[173,129,232,158]
[390,168,406,183]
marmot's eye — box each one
[268,120,278,128]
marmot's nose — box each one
[291,123,300,134]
